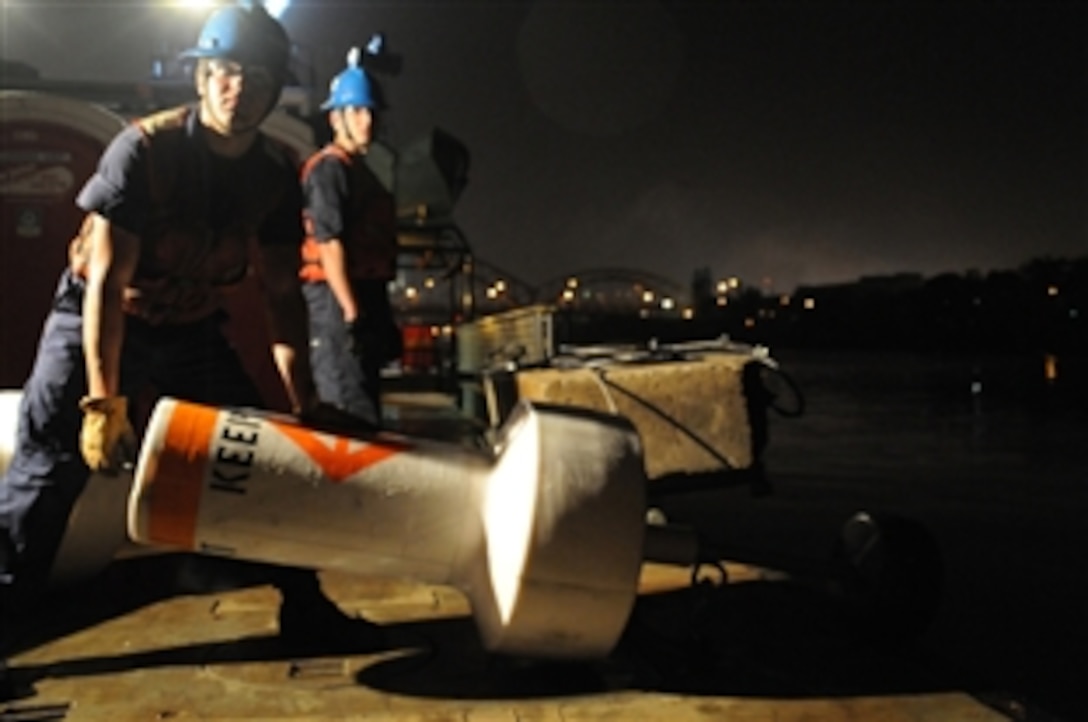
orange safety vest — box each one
[299,144,397,283]
[69,106,292,325]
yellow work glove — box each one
[79,396,137,473]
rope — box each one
[588,367,620,414]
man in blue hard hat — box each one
[299,47,401,426]
[0,3,381,697]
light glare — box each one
[171,1,290,19]
[173,0,217,9]
[264,0,290,19]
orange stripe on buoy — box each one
[270,420,407,483]
[146,401,217,548]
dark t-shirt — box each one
[76,107,303,254]
[74,106,303,322]
[303,151,392,244]
[303,153,351,243]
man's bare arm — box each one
[316,239,359,322]
[256,243,319,415]
[82,213,139,399]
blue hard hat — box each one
[180,0,290,80]
[321,47,383,110]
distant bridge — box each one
[535,267,690,310]
[392,261,692,322]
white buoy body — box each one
[129,398,647,658]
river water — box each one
[657,349,1086,719]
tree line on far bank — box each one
[703,255,1086,354]
[553,256,1086,355]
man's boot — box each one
[0,658,14,703]
[274,569,386,655]
[0,586,31,703]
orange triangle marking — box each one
[270,421,407,483]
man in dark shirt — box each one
[300,48,400,426]
[0,3,380,698]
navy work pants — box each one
[303,281,396,427]
[0,270,324,640]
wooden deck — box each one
[3,555,1006,721]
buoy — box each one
[128,397,648,659]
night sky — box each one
[3,1,1084,292]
